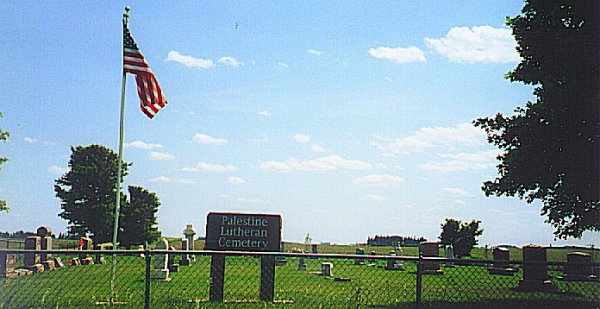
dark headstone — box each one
[420,242,443,274]
[0,252,17,278]
[24,236,41,266]
[487,247,517,275]
[561,252,598,281]
[517,245,553,291]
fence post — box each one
[416,254,422,309]
[210,254,225,302]
[144,243,151,309]
[260,255,275,302]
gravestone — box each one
[298,257,306,270]
[386,249,405,270]
[24,236,41,266]
[78,237,93,260]
[517,245,552,291]
[445,245,454,268]
[0,252,17,278]
[355,248,365,265]
[41,259,56,271]
[487,247,517,275]
[168,246,179,272]
[95,244,107,264]
[150,238,170,281]
[183,224,196,262]
[321,262,333,276]
[53,256,65,268]
[37,226,53,262]
[419,242,443,274]
[180,238,190,266]
[311,244,318,254]
[369,251,377,264]
[561,252,597,281]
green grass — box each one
[1,253,598,308]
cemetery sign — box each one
[205,212,281,252]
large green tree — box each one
[474,0,599,239]
[0,112,9,213]
[54,145,129,243]
[119,186,161,248]
[439,218,483,258]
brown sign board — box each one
[205,212,282,252]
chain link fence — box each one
[1,249,599,308]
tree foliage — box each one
[474,0,599,239]
[0,112,10,213]
[119,186,161,248]
[439,218,483,258]
[54,145,129,243]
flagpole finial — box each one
[123,6,130,24]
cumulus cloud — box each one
[425,26,519,63]
[167,51,215,69]
[368,46,426,64]
[149,151,175,161]
[125,141,162,150]
[47,165,67,176]
[182,162,237,173]
[218,56,243,67]
[420,150,498,172]
[260,155,371,172]
[293,134,311,144]
[277,62,289,68]
[192,133,228,145]
[227,176,246,185]
[258,111,271,116]
[24,137,38,144]
[441,187,474,197]
[306,49,323,55]
[377,123,486,155]
[353,174,405,186]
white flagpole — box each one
[111,6,130,304]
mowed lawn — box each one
[1,251,599,308]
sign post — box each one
[205,212,282,302]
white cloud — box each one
[258,111,271,117]
[277,62,289,68]
[311,145,326,153]
[260,155,371,172]
[167,51,215,69]
[441,187,474,197]
[24,137,38,144]
[125,141,162,150]
[368,46,426,64]
[306,49,323,56]
[182,162,237,173]
[149,176,195,184]
[192,133,228,145]
[47,165,67,176]
[420,150,498,172]
[353,174,405,186]
[149,151,175,161]
[363,194,386,201]
[248,135,269,143]
[293,134,311,144]
[425,26,519,63]
[381,123,486,155]
[218,56,243,67]
[227,176,246,185]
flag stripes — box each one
[123,21,167,118]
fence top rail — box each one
[1,248,598,266]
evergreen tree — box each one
[119,186,161,247]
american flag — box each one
[123,21,167,118]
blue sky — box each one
[1,1,597,247]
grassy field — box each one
[1,251,599,308]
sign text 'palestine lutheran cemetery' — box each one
[205,212,281,252]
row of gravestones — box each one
[297,242,599,288]
[0,226,109,278]
[150,224,198,281]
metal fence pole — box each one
[416,254,422,309]
[144,243,151,309]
